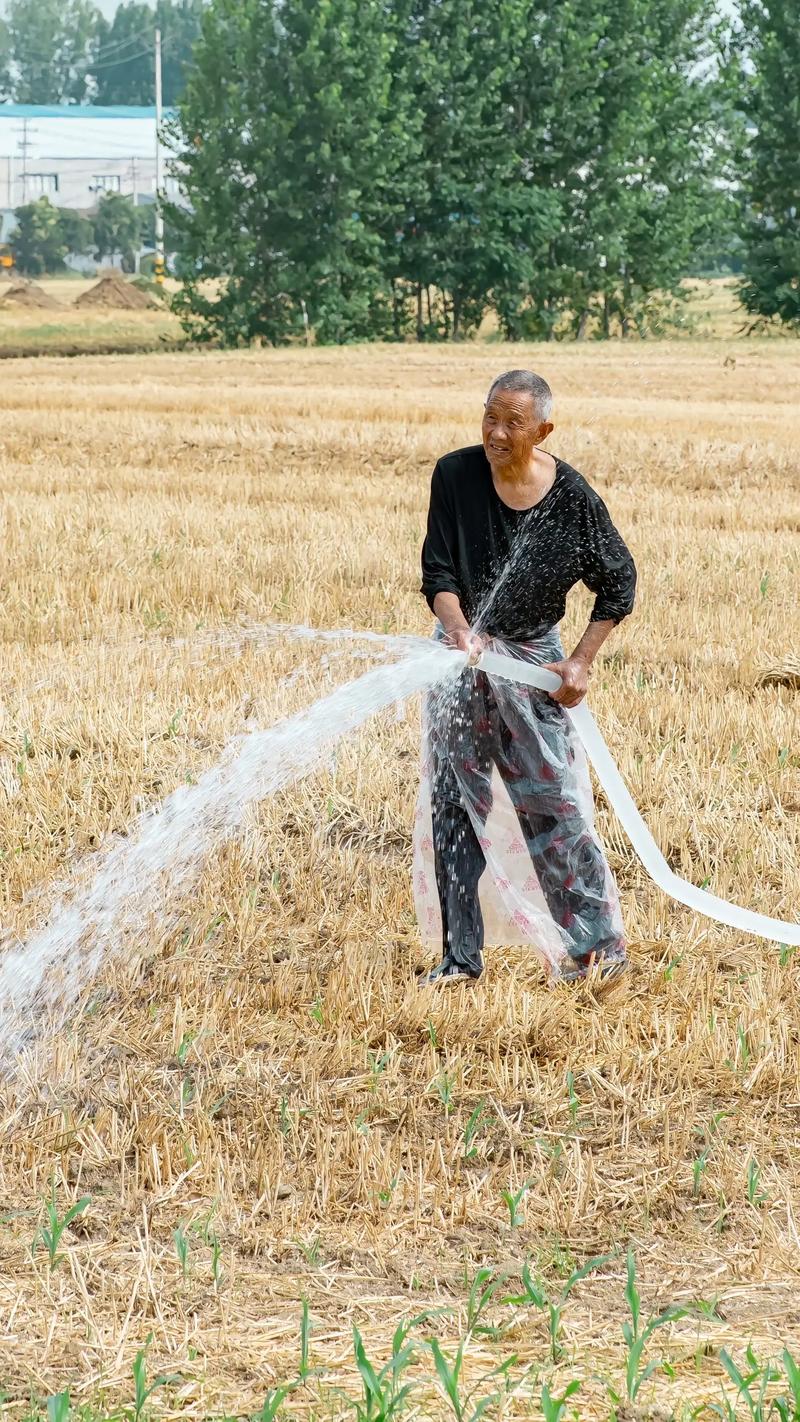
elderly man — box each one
[417,368,636,986]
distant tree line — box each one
[9,192,159,274]
[2,0,798,341]
[0,0,204,107]
[170,0,738,344]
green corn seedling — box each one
[173,1224,190,1280]
[465,1267,508,1341]
[46,1394,70,1422]
[210,1232,223,1287]
[501,1181,530,1228]
[746,1158,768,1208]
[504,1252,614,1362]
[351,1321,417,1421]
[771,1347,800,1421]
[435,1069,454,1115]
[565,1071,580,1127]
[130,1336,180,1422]
[255,1384,294,1422]
[693,1147,711,1198]
[621,1249,689,1402]
[176,1031,196,1067]
[368,1049,392,1091]
[462,1101,489,1160]
[299,1298,312,1379]
[34,1189,91,1271]
[428,1337,518,1422]
[711,1346,781,1421]
[540,1379,581,1422]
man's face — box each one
[481,389,551,470]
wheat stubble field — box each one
[1,341,800,1419]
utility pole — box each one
[154,27,165,285]
[16,118,32,204]
[131,157,140,274]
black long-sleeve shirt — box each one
[420,444,636,640]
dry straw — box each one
[0,340,799,1419]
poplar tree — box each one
[737,0,800,327]
[171,0,411,345]
[391,0,560,341]
[506,0,724,338]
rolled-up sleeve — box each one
[420,463,462,611]
[581,491,637,624]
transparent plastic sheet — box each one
[415,640,800,969]
[478,648,800,949]
[413,632,627,978]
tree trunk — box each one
[416,283,423,342]
[441,289,450,339]
[425,284,432,328]
[576,310,590,341]
[602,293,611,339]
[452,291,461,341]
[391,279,401,340]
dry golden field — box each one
[1,339,800,1421]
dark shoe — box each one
[560,952,629,987]
[417,959,481,988]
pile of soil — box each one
[75,274,160,311]
[2,283,64,310]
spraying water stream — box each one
[0,638,463,1065]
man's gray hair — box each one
[486,369,553,421]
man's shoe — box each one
[417,959,481,988]
[560,952,629,987]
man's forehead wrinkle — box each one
[485,392,535,412]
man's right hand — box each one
[447,626,485,665]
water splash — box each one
[0,640,461,1067]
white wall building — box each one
[0,103,181,216]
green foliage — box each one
[93,1,204,107]
[171,0,728,346]
[0,0,203,107]
[504,1251,614,1362]
[93,192,145,271]
[351,1320,418,1421]
[737,0,800,328]
[11,199,72,276]
[428,1337,517,1422]
[130,1335,181,1421]
[540,1379,581,1422]
[33,1187,91,1270]
[170,0,409,346]
[4,0,100,105]
[9,198,96,274]
[620,1248,689,1401]
[46,1394,71,1422]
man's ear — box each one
[537,421,555,443]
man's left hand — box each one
[541,655,591,707]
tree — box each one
[737,0,800,327]
[6,0,102,105]
[157,0,206,106]
[93,192,143,270]
[501,0,727,339]
[91,0,205,107]
[8,198,93,274]
[389,0,561,341]
[92,2,156,105]
[171,0,412,345]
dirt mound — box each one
[75,274,159,311]
[2,282,64,310]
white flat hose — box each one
[471,647,800,947]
